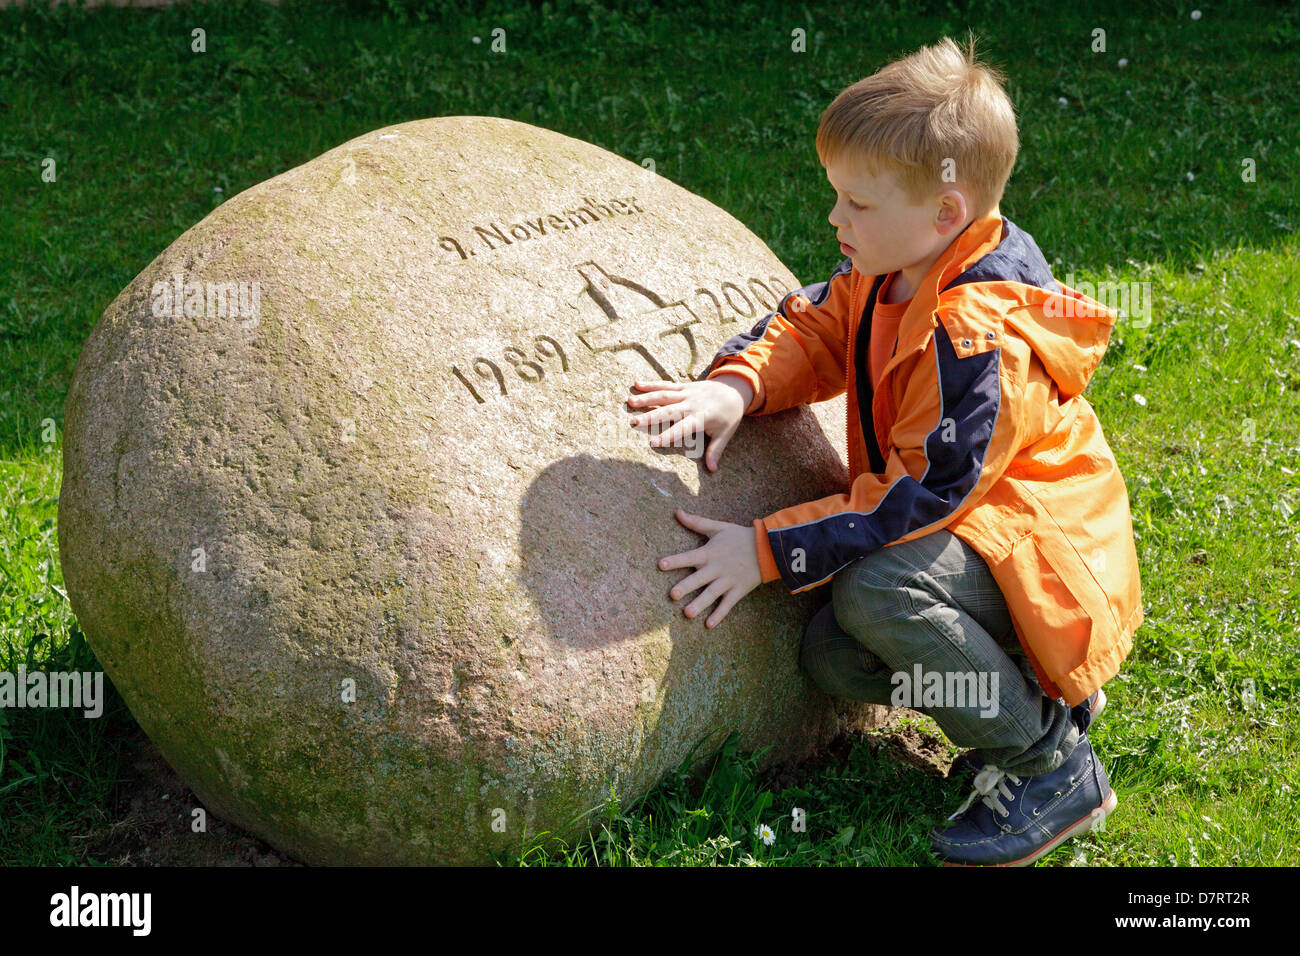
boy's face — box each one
[824,156,967,285]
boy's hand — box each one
[659,509,762,628]
[627,375,753,472]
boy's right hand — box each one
[627,374,754,473]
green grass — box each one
[1,0,1297,865]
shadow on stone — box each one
[516,446,884,839]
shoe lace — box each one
[948,764,1023,821]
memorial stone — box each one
[59,116,885,864]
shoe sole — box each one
[1090,687,1108,722]
[939,788,1118,868]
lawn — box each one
[1,0,1297,866]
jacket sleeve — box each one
[695,258,856,415]
[752,319,1026,591]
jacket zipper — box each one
[849,273,892,476]
[846,273,858,477]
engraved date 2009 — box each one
[450,266,789,405]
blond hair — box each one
[816,33,1018,219]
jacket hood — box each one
[929,212,1118,399]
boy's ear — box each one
[934,188,969,237]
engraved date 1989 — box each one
[449,269,789,404]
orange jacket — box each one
[700,210,1142,705]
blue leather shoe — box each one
[1071,686,1107,734]
[930,732,1118,866]
[947,687,1107,782]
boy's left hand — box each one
[659,509,762,628]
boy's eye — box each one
[849,199,868,211]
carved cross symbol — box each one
[575,261,703,380]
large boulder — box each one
[59,115,885,865]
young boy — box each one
[626,35,1143,866]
